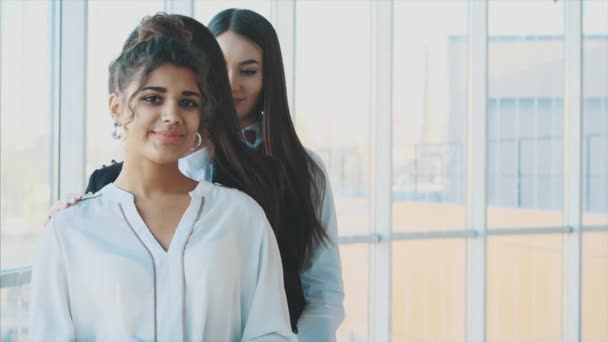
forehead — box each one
[216,31,263,64]
[142,64,198,88]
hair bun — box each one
[134,13,192,47]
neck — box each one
[114,153,197,199]
[240,111,261,129]
[240,118,256,130]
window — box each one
[0,0,56,270]
[1,1,56,339]
[486,2,566,340]
[391,1,468,340]
[487,1,564,229]
[294,1,372,339]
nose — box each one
[227,68,240,95]
[161,100,182,124]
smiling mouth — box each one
[151,131,185,144]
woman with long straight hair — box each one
[207,9,345,341]
[30,14,295,340]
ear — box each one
[108,93,122,125]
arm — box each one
[297,159,345,342]
[29,216,75,341]
[241,213,297,342]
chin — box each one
[236,110,248,121]
[146,149,188,165]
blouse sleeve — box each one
[297,155,345,342]
[28,216,75,341]
[241,208,297,342]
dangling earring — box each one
[190,132,202,151]
[112,122,122,140]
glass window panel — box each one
[295,1,371,235]
[487,235,563,342]
[582,233,608,342]
[583,0,608,225]
[391,1,468,232]
[1,0,54,270]
[487,1,564,228]
[194,0,270,26]
[0,283,31,341]
[337,244,369,342]
[391,240,465,341]
[86,0,165,177]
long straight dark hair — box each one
[118,13,286,230]
[209,9,329,268]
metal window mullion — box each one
[58,0,87,197]
[270,0,296,119]
[164,0,194,16]
[466,1,488,341]
[563,1,583,341]
[369,1,393,341]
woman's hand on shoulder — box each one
[43,193,84,226]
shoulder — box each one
[209,182,267,220]
[303,148,329,192]
[207,183,273,244]
[304,148,329,175]
[50,192,106,234]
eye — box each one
[240,69,257,76]
[143,95,161,104]
[180,98,199,108]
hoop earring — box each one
[191,132,202,151]
[112,122,122,140]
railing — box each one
[2,224,607,340]
[1,267,31,341]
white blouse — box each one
[179,147,345,342]
[29,181,296,342]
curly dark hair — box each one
[108,13,213,131]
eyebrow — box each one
[240,59,260,66]
[141,86,201,97]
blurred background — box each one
[1,0,606,341]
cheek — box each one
[186,113,201,134]
[252,76,263,99]
[242,79,263,111]
[123,115,155,143]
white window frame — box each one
[57,0,87,197]
[563,1,583,341]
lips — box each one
[151,130,185,144]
